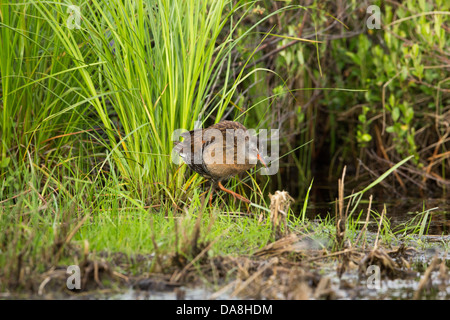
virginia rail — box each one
[174,120,267,204]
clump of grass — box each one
[0,1,245,196]
[394,203,439,238]
[1,0,298,294]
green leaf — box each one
[400,66,408,81]
[389,94,396,108]
[392,107,400,122]
[385,126,394,133]
[361,133,372,143]
[411,44,419,59]
[0,157,11,168]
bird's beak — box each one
[257,153,268,168]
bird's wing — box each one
[210,121,247,131]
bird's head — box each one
[245,135,267,168]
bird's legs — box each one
[218,181,251,204]
[208,183,217,207]
[209,189,214,207]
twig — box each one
[209,280,239,300]
[303,248,359,263]
[373,206,386,251]
[230,257,278,298]
[170,237,218,283]
[38,277,51,296]
[413,255,439,300]
[0,189,31,204]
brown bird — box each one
[174,120,267,204]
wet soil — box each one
[2,200,449,300]
[3,235,448,300]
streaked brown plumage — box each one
[174,120,266,204]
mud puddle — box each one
[50,234,449,300]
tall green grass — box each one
[0,1,91,170]
[1,0,298,205]
[0,0,299,289]
[2,0,236,194]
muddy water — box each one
[17,200,449,300]
[113,287,233,300]
[113,199,449,300]
[36,245,449,300]
[331,241,450,300]
[307,198,450,235]
[109,239,449,300]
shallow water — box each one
[73,200,450,300]
[104,234,449,300]
[336,246,450,300]
[113,287,233,300]
[9,200,449,300]
[307,198,450,235]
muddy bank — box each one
[3,233,448,300]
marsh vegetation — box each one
[0,0,449,299]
